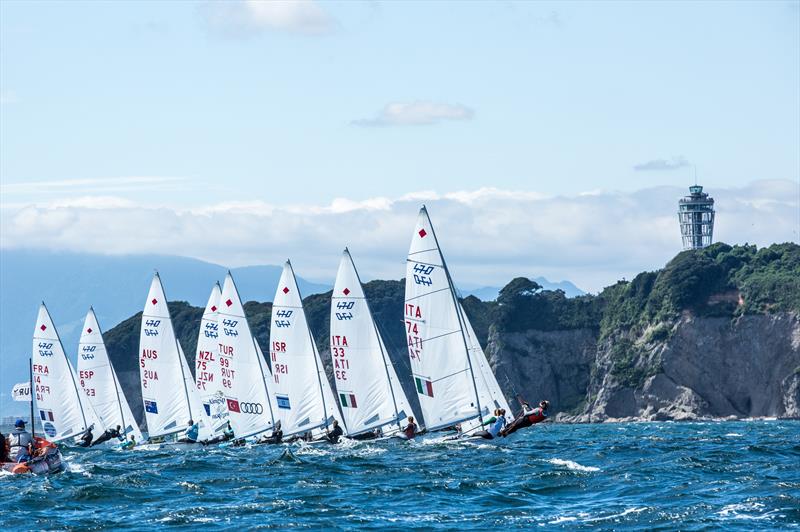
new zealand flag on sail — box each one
[144,400,158,414]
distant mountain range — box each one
[459,278,585,301]
[0,248,585,415]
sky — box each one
[1,0,798,293]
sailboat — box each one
[32,303,101,443]
[270,260,342,440]
[77,307,143,445]
[404,206,511,437]
[330,249,413,437]
[138,272,213,443]
[217,272,278,440]
[195,282,230,435]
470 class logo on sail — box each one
[412,263,435,286]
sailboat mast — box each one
[29,357,35,440]
[347,249,403,432]
[287,260,331,432]
[157,274,193,424]
[422,208,484,425]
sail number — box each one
[405,304,424,361]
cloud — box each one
[1,181,796,293]
[202,0,335,36]
[633,156,691,172]
[353,101,475,127]
[0,176,187,195]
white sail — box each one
[77,308,143,442]
[330,249,412,436]
[458,303,512,434]
[404,207,484,432]
[138,273,212,439]
[217,272,277,439]
[195,283,229,434]
[270,261,342,437]
[32,303,100,441]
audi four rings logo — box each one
[240,402,264,414]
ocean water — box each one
[1,420,798,530]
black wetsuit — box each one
[258,429,283,445]
[327,425,344,444]
[91,428,121,447]
[503,407,547,436]
[78,430,94,447]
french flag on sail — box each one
[415,377,434,397]
[339,393,357,408]
[39,410,54,421]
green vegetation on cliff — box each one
[103,242,799,424]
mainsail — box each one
[404,207,487,432]
[138,273,212,439]
[195,283,229,434]
[270,261,342,437]
[32,303,100,442]
[330,249,412,436]
[77,307,143,442]
[217,272,277,439]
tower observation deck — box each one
[678,185,715,250]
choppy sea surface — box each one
[1,420,798,530]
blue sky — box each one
[1,1,798,291]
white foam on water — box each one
[724,433,743,437]
[66,462,91,477]
[717,502,776,521]
[548,458,600,472]
[548,516,578,524]
[584,507,648,522]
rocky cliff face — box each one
[485,313,800,422]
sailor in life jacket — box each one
[7,419,33,462]
[501,400,549,437]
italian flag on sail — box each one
[340,393,358,408]
[415,377,434,397]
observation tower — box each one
[678,184,715,250]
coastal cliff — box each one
[103,242,800,426]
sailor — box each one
[501,400,549,436]
[90,425,122,447]
[257,421,283,445]
[401,416,418,440]
[8,419,33,462]
[474,408,507,440]
[78,425,94,447]
[326,420,344,444]
[178,419,199,443]
[0,431,10,462]
[121,434,136,450]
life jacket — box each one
[526,408,547,424]
[404,423,417,438]
[8,430,32,458]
